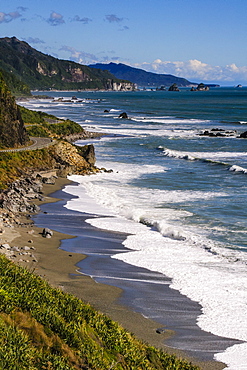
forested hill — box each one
[0,37,135,93]
[89,62,194,87]
[0,72,28,148]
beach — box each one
[14,89,247,370]
[1,176,228,370]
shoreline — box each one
[5,176,226,370]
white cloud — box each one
[0,10,22,23]
[47,12,65,26]
[134,59,247,83]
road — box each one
[0,137,55,152]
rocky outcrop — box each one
[198,128,237,137]
[64,130,105,143]
[0,140,100,226]
[0,72,29,148]
[191,83,209,91]
[119,112,128,119]
[49,141,100,177]
[105,79,135,91]
[0,176,44,223]
[239,131,247,138]
[168,83,180,91]
[77,144,96,166]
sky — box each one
[0,0,247,85]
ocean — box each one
[22,87,247,369]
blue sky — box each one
[0,0,247,85]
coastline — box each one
[5,176,226,370]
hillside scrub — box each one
[19,106,58,125]
[0,254,199,370]
[19,105,86,139]
[0,149,54,189]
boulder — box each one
[42,228,53,238]
[0,243,10,250]
[41,176,57,184]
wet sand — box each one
[8,177,229,370]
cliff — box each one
[0,72,29,148]
[0,37,135,92]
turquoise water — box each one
[24,88,247,368]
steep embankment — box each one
[0,72,29,148]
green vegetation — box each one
[0,254,199,370]
[19,106,57,125]
[25,125,50,137]
[19,106,85,139]
[0,37,134,92]
[43,120,85,136]
[0,68,31,97]
[0,72,29,148]
[0,149,54,189]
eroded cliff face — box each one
[0,72,29,148]
[106,79,135,91]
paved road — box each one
[0,137,55,152]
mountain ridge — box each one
[0,37,135,93]
[89,62,195,87]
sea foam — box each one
[64,169,247,370]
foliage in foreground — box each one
[0,255,200,370]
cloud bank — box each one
[58,45,247,84]
[135,59,247,83]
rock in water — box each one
[119,112,128,119]
[239,131,247,138]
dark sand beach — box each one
[8,177,233,370]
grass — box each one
[0,254,200,370]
